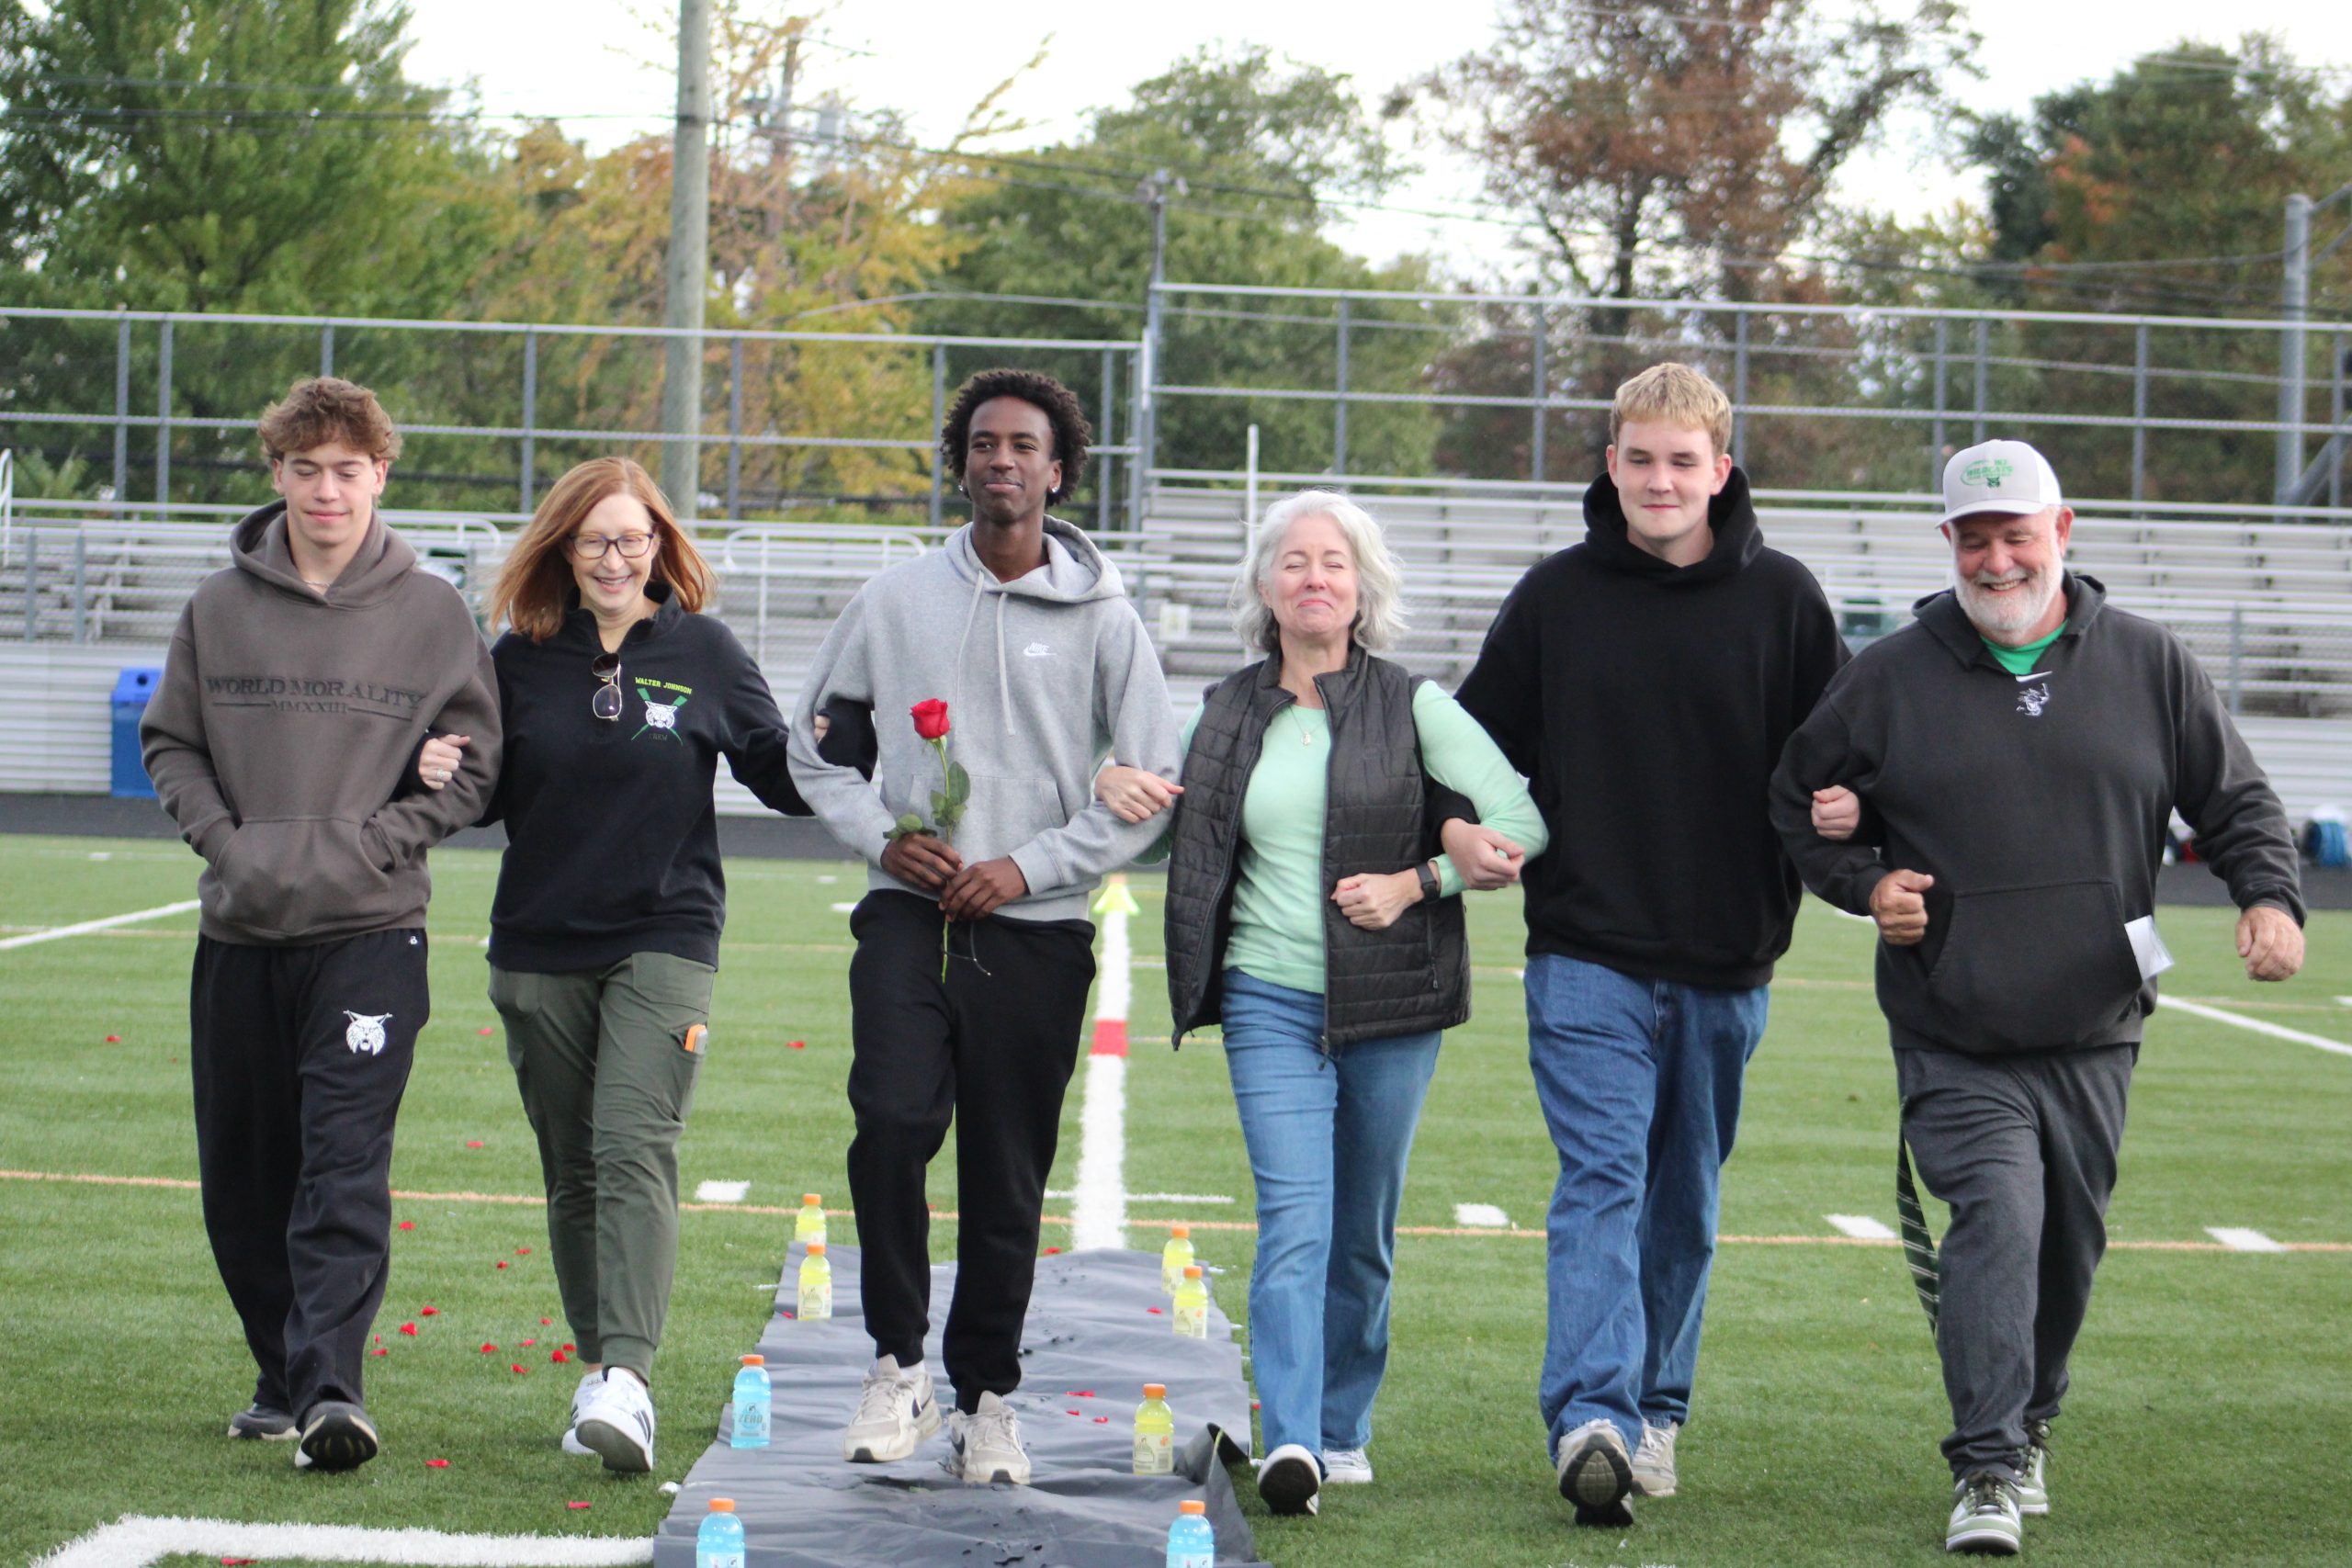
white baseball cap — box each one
[1939,440,2064,525]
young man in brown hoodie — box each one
[141,378,501,1472]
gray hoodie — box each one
[786,517,1179,923]
[141,501,502,944]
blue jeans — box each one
[1525,953,1768,1456]
[1220,969,1442,1457]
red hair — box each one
[487,458,714,641]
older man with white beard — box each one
[1768,440,2305,1557]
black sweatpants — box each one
[1896,1042,2135,1482]
[190,929,428,1421]
[845,890,1094,1411]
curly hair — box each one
[938,369,1091,506]
[257,377,402,463]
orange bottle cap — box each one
[710,1498,737,1512]
[741,1354,764,1366]
[1179,1499,1206,1515]
[804,1193,821,1204]
[1170,1223,1191,1237]
[1143,1382,1166,1397]
[1183,1264,1203,1278]
[808,1241,827,1255]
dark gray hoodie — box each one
[786,516,1180,924]
[141,501,502,944]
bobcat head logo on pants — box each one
[344,1011,392,1055]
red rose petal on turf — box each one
[787,1040,806,1050]
[1043,1246,1061,1255]
[1251,1400,1261,1410]
[105,1034,120,1043]
[425,1458,450,1468]
[562,1343,576,1352]
[466,1140,484,1148]
[496,1260,509,1269]
[399,1323,418,1336]
[371,1348,388,1357]
[422,1305,440,1316]
[551,1349,570,1362]
[567,1501,590,1510]
[1147,1307,1163,1314]
[540,1317,554,1325]
[478,1027,493,1036]
[481,1343,497,1353]
[521,1337,537,1347]
[517,1247,532,1255]
[512,1363,526,1373]
[222,1558,254,1564]
[396,1220,415,1231]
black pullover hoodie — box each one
[1452,468,1849,989]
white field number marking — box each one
[694,1180,750,1203]
[2205,1226,2288,1253]
[0,900,200,953]
[1826,1213,1898,1240]
[31,1516,653,1568]
[1454,1203,1511,1228]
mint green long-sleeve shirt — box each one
[1141,681,1547,996]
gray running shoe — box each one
[294,1401,379,1472]
[228,1404,297,1441]
[842,1355,941,1463]
[1555,1418,1634,1528]
[947,1392,1031,1484]
[1319,1446,1373,1485]
[1945,1472,2023,1555]
[1631,1419,1679,1497]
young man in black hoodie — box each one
[141,378,501,1472]
[1443,364,1848,1527]
[1770,439,2303,1555]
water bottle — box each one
[1160,1223,1195,1293]
[1172,1265,1208,1339]
[696,1498,746,1568]
[798,1240,833,1320]
[729,1356,770,1450]
[796,1193,826,1245]
[1133,1382,1175,1475]
[1165,1500,1214,1568]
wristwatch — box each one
[1415,859,1441,904]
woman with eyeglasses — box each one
[413,456,862,1474]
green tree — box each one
[917,45,1440,488]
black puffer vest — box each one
[1164,647,1471,1050]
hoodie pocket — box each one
[212,817,392,933]
[1922,879,2142,1049]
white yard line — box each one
[31,1517,653,1568]
[2156,996,2352,1059]
[2205,1226,2289,1253]
[693,1179,749,1203]
[1826,1213,1899,1240]
[1069,876,1136,1252]
[0,900,199,953]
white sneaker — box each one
[842,1355,942,1463]
[1257,1442,1321,1515]
[1319,1447,1373,1485]
[572,1370,656,1473]
[1631,1419,1679,1497]
[560,1371,602,1457]
[947,1392,1031,1484]
[2016,1420,2050,1516]
[1555,1417,1634,1528]
[1946,1472,2023,1555]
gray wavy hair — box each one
[1231,489,1408,654]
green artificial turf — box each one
[2,833,2346,1567]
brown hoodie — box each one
[141,501,502,944]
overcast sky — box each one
[401,0,2352,283]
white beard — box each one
[1954,564,2063,642]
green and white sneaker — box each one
[1631,1419,1679,1497]
[1946,1472,2022,1555]
[2015,1421,2050,1516]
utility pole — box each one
[662,0,711,518]
[2277,191,2310,507]
[1136,171,1176,517]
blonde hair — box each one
[487,458,715,642]
[1611,362,1733,457]
[1232,490,1408,654]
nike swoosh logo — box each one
[2015,671,2050,682]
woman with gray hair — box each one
[1098,489,1545,1517]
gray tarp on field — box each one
[652,1240,1270,1568]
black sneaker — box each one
[1256,1443,1321,1517]
[227,1404,298,1441]
[294,1401,379,1472]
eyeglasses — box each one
[592,652,624,720]
[570,532,655,560]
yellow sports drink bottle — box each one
[796,1193,826,1245]
[1173,1265,1208,1339]
[1160,1223,1194,1293]
[797,1240,833,1320]
[1133,1382,1175,1474]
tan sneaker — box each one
[1631,1419,1679,1497]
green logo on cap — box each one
[1963,457,2015,488]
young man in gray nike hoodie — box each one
[787,370,1178,1483]
[141,378,501,1472]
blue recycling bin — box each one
[110,666,162,798]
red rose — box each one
[910,699,951,740]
